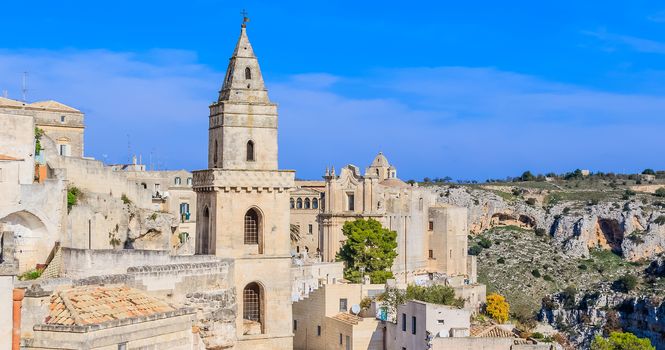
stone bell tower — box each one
[193,18,294,350]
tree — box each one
[376,286,406,322]
[642,169,656,175]
[485,293,510,323]
[612,275,637,293]
[591,331,655,350]
[405,284,464,308]
[336,218,398,283]
[655,187,665,198]
[520,171,535,181]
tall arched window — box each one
[245,67,252,80]
[213,140,218,164]
[290,198,295,209]
[246,140,255,161]
[312,198,318,209]
[174,177,181,185]
[243,282,263,334]
[296,198,303,209]
[244,208,260,245]
[198,206,211,255]
[304,198,311,209]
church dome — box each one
[380,178,408,188]
[370,152,390,168]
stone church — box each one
[192,22,294,349]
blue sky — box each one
[1,1,665,180]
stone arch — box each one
[197,206,213,255]
[290,198,295,209]
[0,210,49,273]
[304,198,311,209]
[296,198,303,209]
[242,281,265,335]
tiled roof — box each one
[45,285,175,326]
[331,312,363,325]
[0,96,26,107]
[470,325,515,338]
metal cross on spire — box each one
[241,9,250,27]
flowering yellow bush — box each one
[485,293,510,323]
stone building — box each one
[290,180,325,256]
[0,97,85,158]
[193,22,294,349]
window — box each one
[187,177,192,185]
[317,325,321,336]
[60,115,65,123]
[339,333,342,345]
[312,198,318,209]
[402,313,406,331]
[304,198,310,209]
[141,182,147,189]
[58,144,70,156]
[290,198,295,209]
[243,282,262,330]
[293,319,297,331]
[175,177,181,185]
[308,224,313,235]
[244,208,260,245]
[428,221,434,231]
[296,198,303,209]
[429,250,434,259]
[346,335,350,350]
[339,298,347,312]
[154,183,160,191]
[296,246,300,253]
[180,203,190,215]
[117,343,127,350]
[246,140,255,161]
[213,140,218,164]
[347,193,355,211]
[412,316,416,334]
[437,319,445,324]
[245,67,252,79]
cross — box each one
[241,9,250,25]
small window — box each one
[154,183,160,191]
[290,198,295,209]
[60,115,65,123]
[246,140,255,161]
[245,67,252,80]
[141,182,147,189]
[118,343,127,350]
[438,319,445,324]
[293,319,297,331]
[339,333,343,345]
[429,249,434,259]
[317,325,321,336]
[312,198,318,209]
[339,298,347,312]
[187,177,192,185]
[412,316,416,334]
[308,224,313,234]
[402,313,406,332]
[175,177,181,185]
[347,193,355,211]
[428,221,434,231]
[296,246,300,253]
[296,198,303,209]
[304,198,310,209]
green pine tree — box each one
[336,218,398,283]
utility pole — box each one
[21,72,28,102]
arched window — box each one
[290,198,295,209]
[244,208,260,245]
[198,206,211,255]
[304,198,311,209]
[243,282,263,334]
[296,198,303,209]
[245,67,252,80]
[247,140,255,161]
[141,182,147,189]
[312,198,318,209]
[174,177,181,185]
[213,140,218,164]
[187,177,192,186]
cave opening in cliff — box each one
[518,215,536,228]
[597,218,624,254]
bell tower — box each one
[194,18,294,349]
[208,20,278,171]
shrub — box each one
[19,269,43,281]
[485,293,510,323]
[578,264,588,270]
[406,284,465,308]
[150,213,158,220]
[591,331,655,350]
[612,275,638,292]
[121,194,132,205]
[526,198,537,205]
[67,186,82,212]
[654,215,665,225]
[562,207,570,214]
[468,245,483,256]
[655,187,665,198]
[543,275,554,282]
[535,228,546,237]
[478,237,492,249]
[531,269,541,278]
[497,257,505,264]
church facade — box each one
[193,23,294,349]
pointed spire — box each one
[217,22,270,103]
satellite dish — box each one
[350,304,361,315]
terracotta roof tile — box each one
[45,285,175,326]
[470,325,515,338]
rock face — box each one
[67,191,178,251]
[433,185,665,261]
[539,289,665,349]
